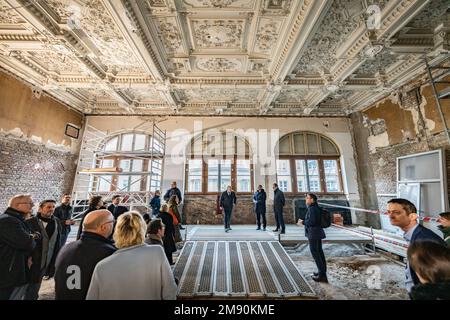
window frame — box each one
[276,155,344,195]
[92,132,158,192]
[185,154,254,195]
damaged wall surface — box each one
[0,70,83,211]
[352,79,450,226]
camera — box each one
[30,231,41,241]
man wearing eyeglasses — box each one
[0,195,39,300]
[54,209,116,300]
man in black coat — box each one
[298,193,327,282]
[253,185,267,231]
[107,195,128,220]
[54,194,75,248]
[387,198,447,295]
[164,181,184,229]
[25,199,62,300]
[272,183,286,234]
[0,195,38,300]
[220,186,236,232]
[55,209,116,300]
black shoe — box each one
[228,227,232,230]
[263,228,266,231]
[225,229,229,233]
[256,227,261,230]
[179,226,185,230]
[312,275,328,283]
[279,231,285,234]
[272,229,279,232]
[313,272,319,277]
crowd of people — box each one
[0,179,449,300]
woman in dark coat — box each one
[157,204,177,265]
[76,196,104,240]
[253,185,267,231]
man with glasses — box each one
[387,198,447,295]
[0,195,40,300]
[54,209,116,300]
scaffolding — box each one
[425,53,450,144]
[71,119,166,217]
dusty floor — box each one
[38,243,408,300]
[286,244,409,300]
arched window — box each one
[92,132,162,192]
[185,132,253,194]
[275,132,342,194]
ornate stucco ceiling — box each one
[0,0,449,117]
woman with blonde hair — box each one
[86,211,177,300]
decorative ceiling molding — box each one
[0,0,447,116]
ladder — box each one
[425,53,450,144]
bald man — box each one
[0,195,39,300]
[54,210,116,300]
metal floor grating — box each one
[175,241,316,299]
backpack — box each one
[320,207,332,228]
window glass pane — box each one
[104,137,118,151]
[321,137,338,155]
[134,134,146,151]
[129,176,141,191]
[220,160,232,191]
[120,159,131,172]
[307,160,321,192]
[293,134,305,154]
[132,159,143,172]
[276,160,292,192]
[324,159,341,192]
[117,176,129,191]
[237,159,251,192]
[188,159,202,192]
[306,134,319,154]
[295,160,307,192]
[278,136,291,155]
[121,134,133,151]
[208,159,219,192]
[101,159,114,168]
[98,176,112,192]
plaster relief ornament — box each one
[193,20,243,48]
[196,58,242,72]
[184,0,254,8]
[157,19,183,53]
[255,20,280,53]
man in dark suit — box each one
[253,185,267,231]
[298,193,327,282]
[107,195,128,220]
[53,194,74,248]
[220,186,236,232]
[272,183,286,234]
[387,198,447,294]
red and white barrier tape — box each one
[318,202,440,223]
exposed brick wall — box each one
[0,136,78,212]
[183,194,348,225]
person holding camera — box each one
[0,195,39,300]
